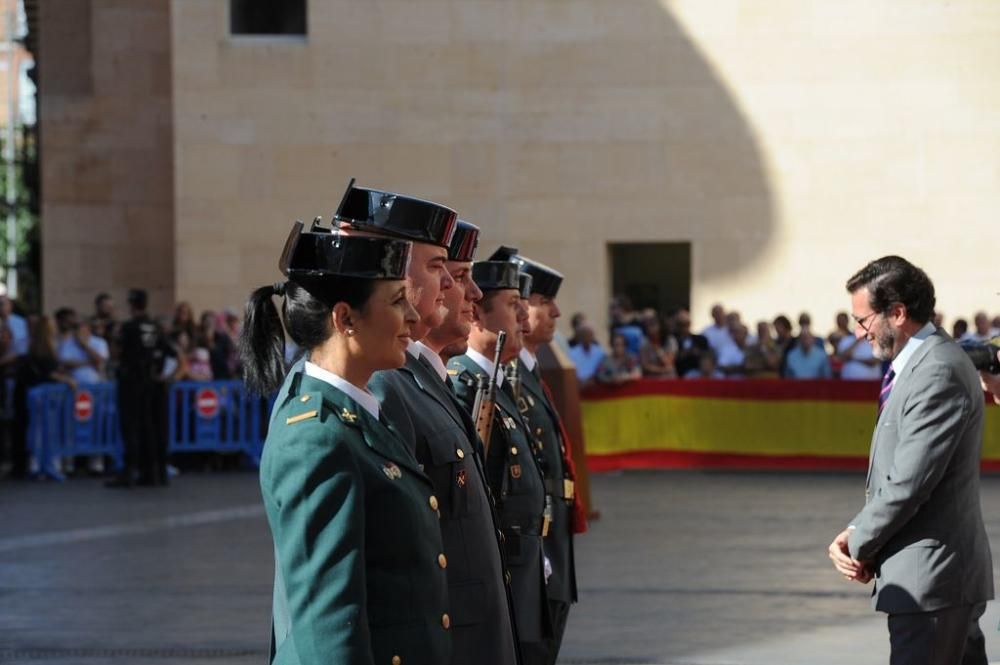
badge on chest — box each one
[381,462,402,480]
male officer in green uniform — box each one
[256,226,451,664]
[271,180,456,415]
[448,261,552,665]
[370,221,520,665]
[492,248,587,664]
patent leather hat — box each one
[471,261,520,292]
[489,245,564,298]
[448,220,480,262]
[278,220,412,299]
[334,179,457,248]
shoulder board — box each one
[285,409,318,426]
[446,368,460,376]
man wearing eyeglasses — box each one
[981,355,1000,406]
[827,256,993,665]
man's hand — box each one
[828,528,871,583]
[980,350,1000,406]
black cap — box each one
[488,245,564,298]
[279,221,412,281]
[472,261,520,292]
[334,179,458,248]
[448,220,480,262]
[127,289,148,310]
[518,273,533,299]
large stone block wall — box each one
[43,1,1000,332]
[39,0,174,316]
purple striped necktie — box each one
[877,367,896,418]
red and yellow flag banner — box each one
[580,379,1000,472]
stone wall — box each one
[39,0,174,316]
[41,1,1000,333]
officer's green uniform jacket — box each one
[447,354,551,646]
[370,349,520,665]
[261,369,452,665]
[516,357,578,606]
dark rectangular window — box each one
[231,0,307,36]
[610,242,691,315]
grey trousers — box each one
[888,602,987,665]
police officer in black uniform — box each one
[370,221,520,665]
[494,247,583,664]
[107,289,166,488]
[448,261,552,665]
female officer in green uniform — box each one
[240,222,452,665]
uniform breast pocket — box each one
[426,425,480,518]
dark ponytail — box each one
[240,284,287,395]
[239,277,378,395]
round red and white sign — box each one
[74,390,94,422]
[195,387,220,419]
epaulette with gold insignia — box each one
[286,410,318,426]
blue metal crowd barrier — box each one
[25,380,270,480]
[26,382,124,481]
[168,380,269,464]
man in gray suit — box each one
[828,255,994,665]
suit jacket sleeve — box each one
[267,420,374,665]
[848,362,972,561]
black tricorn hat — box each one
[279,221,412,282]
[334,178,458,248]
[448,220,480,262]
[488,245,564,298]
[472,261,520,292]
[518,272,533,299]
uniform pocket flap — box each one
[425,425,469,465]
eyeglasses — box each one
[852,311,879,333]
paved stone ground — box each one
[0,470,997,665]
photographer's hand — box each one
[980,350,1000,406]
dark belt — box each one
[543,478,575,501]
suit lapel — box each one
[865,329,948,488]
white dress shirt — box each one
[305,361,380,420]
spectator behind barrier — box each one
[92,293,118,361]
[639,316,677,379]
[172,301,197,341]
[952,318,969,341]
[597,331,641,385]
[684,348,724,379]
[701,303,733,354]
[568,324,605,387]
[745,320,781,377]
[198,310,234,380]
[57,317,109,384]
[0,290,28,358]
[784,329,832,379]
[970,311,999,342]
[673,309,709,377]
[12,316,75,479]
[836,334,881,380]
[717,324,748,377]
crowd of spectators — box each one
[568,297,1000,388]
[0,288,245,478]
